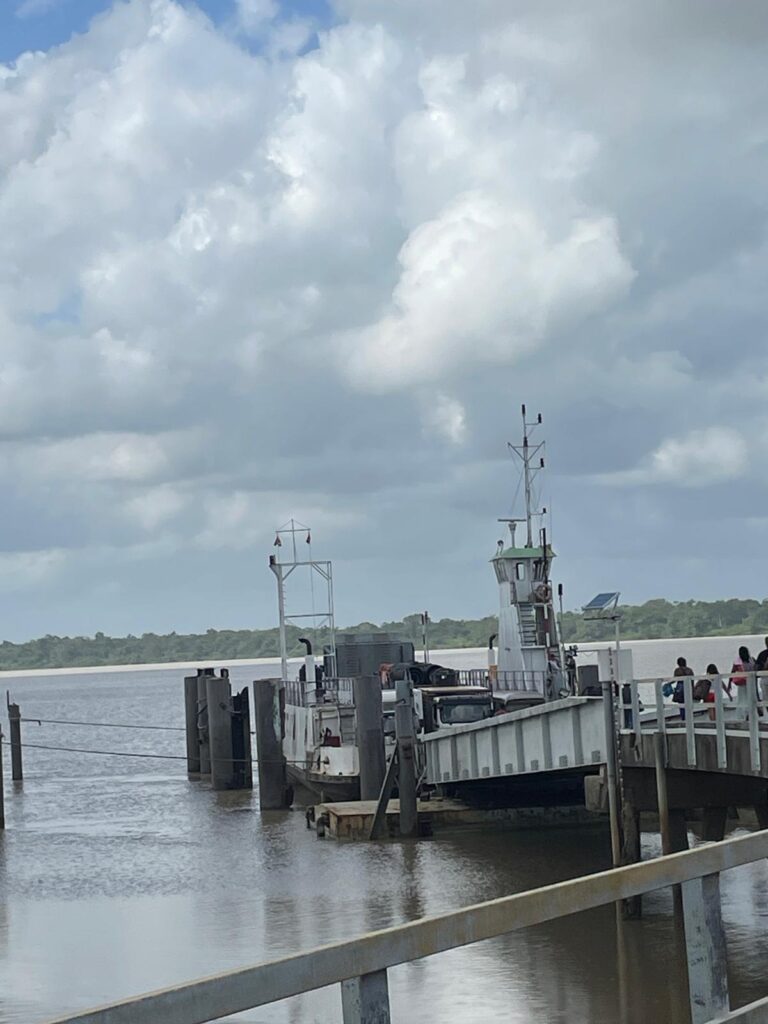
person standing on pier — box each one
[731,646,758,719]
[672,656,694,718]
[755,637,768,699]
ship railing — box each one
[458,668,546,693]
[284,677,356,708]
[43,829,768,1024]
[615,671,768,773]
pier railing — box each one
[618,671,768,773]
[44,829,768,1024]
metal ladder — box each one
[518,602,538,646]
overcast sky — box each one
[0,0,766,642]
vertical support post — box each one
[395,675,417,838]
[353,676,386,801]
[8,700,22,782]
[184,674,201,774]
[231,686,253,790]
[630,680,641,737]
[253,678,290,810]
[684,677,696,767]
[748,673,760,774]
[654,731,672,855]
[681,873,730,1024]
[341,970,391,1024]
[654,679,667,734]
[602,680,622,868]
[207,674,235,791]
[196,671,212,776]
[0,728,5,829]
[714,675,726,769]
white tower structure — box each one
[491,407,562,700]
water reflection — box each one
[0,665,766,1022]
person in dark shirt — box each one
[755,638,768,701]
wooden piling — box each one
[253,678,289,809]
[0,729,5,829]
[184,674,201,774]
[8,701,22,782]
[394,676,417,838]
[207,674,235,791]
[353,676,385,802]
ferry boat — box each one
[271,410,569,801]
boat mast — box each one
[268,519,336,682]
[508,405,545,549]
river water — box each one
[1,636,768,1023]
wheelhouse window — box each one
[515,562,526,580]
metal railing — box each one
[284,676,356,708]
[618,672,768,773]
[44,830,768,1024]
[459,668,546,693]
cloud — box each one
[15,0,60,18]
[423,393,467,445]
[0,0,767,637]
[601,427,749,488]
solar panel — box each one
[583,592,620,612]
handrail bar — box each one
[44,829,768,1024]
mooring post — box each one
[602,680,622,867]
[353,675,386,801]
[654,731,671,854]
[253,678,290,809]
[7,699,22,783]
[232,686,253,790]
[207,673,235,791]
[196,669,213,776]
[681,872,730,1024]
[0,728,5,829]
[341,970,391,1024]
[184,673,201,774]
[395,674,417,838]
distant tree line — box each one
[2,599,768,671]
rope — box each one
[20,717,184,732]
[18,740,307,766]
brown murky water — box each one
[1,657,767,1023]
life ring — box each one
[534,583,551,603]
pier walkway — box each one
[420,676,768,820]
[45,830,768,1024]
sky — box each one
[0,0,767,642]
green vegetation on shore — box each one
[2,599,768,671]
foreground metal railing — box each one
[45,830,768,1024]
[618,672,768,773]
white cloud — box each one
[15,0,59,18]
[235,0,278,36]
[423,393,467,445]
[0,0,767,634]
[602,427,749,488]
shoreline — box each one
[0,633,766,678]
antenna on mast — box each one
[508,405,546,548]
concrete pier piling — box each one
[196,669,213,776]
[7,700,22,782]
[207,674,235,791]
[353,676,385,801]
[184,673,201,774]
[253,678,290,809]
